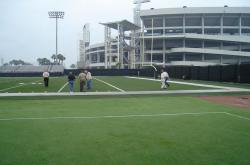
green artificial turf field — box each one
[0,76,214,93]
[0,96,250,165]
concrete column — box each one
[117,23,120,65]
[163,16,166,36]
[97,52,100,63]
[104,26,108,69]
[220,41,223,50]
[202,54,205,61]
[163,38,166,65]
[202,41,205,63]
[239,14,242,36]
[238,57,242,65]
[141,20,145,66]
[183,53,186,61]
[202,14,205,35]
[183,14,186,34]
[163,16,166,65]
[220,14,223,35]
[220,55,223,64]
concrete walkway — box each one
[0,88,249,97]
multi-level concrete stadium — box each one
[78,6,250,69]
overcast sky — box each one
[0,0,249,67]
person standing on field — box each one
[85,70,92,90]
[42,70,50,87]
[78,70,87,92]
[68,72,76,93]
[161,68,170,89]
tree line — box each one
[3,59,32,66]
[37,54,66,65]
[2,54,72,67]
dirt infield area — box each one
[199,96,250,109]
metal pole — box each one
[56,17,58,56]
[151,18,154,66]
[117,23,120,64]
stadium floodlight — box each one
[133,0,150,25]
[48,11,65,58]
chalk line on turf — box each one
[0,112,249,122]
[94,77,126,92]
[125,76,244,91]
[0,79,42,92]
[58,82,69,93]
[224,112,250,121]
[0,112,227,121]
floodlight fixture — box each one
[48,11,65,19]
[134,0,150,4]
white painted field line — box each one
[224,112,250,121]
[126,76,244,90]
[0,112,226,121]
[0,79,42,92]
[57,82,69,93]
[94,77,126,92]
[0,84,26,92]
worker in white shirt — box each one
[85,70,92,90]
[42,70,50,87]
[160,69,170,89]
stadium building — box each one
[78,6,250,69]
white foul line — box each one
[224,112,250,121]
[0,112,233,121]
[0,80,42,92]
[94,77,125,92]
[57,82,69,93]
[0,112,249,122]
[126,76,245,91]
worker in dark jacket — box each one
[68,72,75,93]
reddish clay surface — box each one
[198,96,250,109]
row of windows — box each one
[143,15,250,28]
[86,54,105,63]
[144,28,250,36]
[86,54,121,63]
[143,39,250,52]
[144,53,250,64]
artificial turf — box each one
[0,96,250,165]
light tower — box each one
[133,0,150,68]
[133,0,150,27]
[48,11,65,57]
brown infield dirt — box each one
[198,95,250,109]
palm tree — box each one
[57,54,66,65]
[37,58,51,65]
[51,54,57,64]
[61,56,66,64]
[37,58,42,65]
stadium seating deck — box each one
[0,65,64,73]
